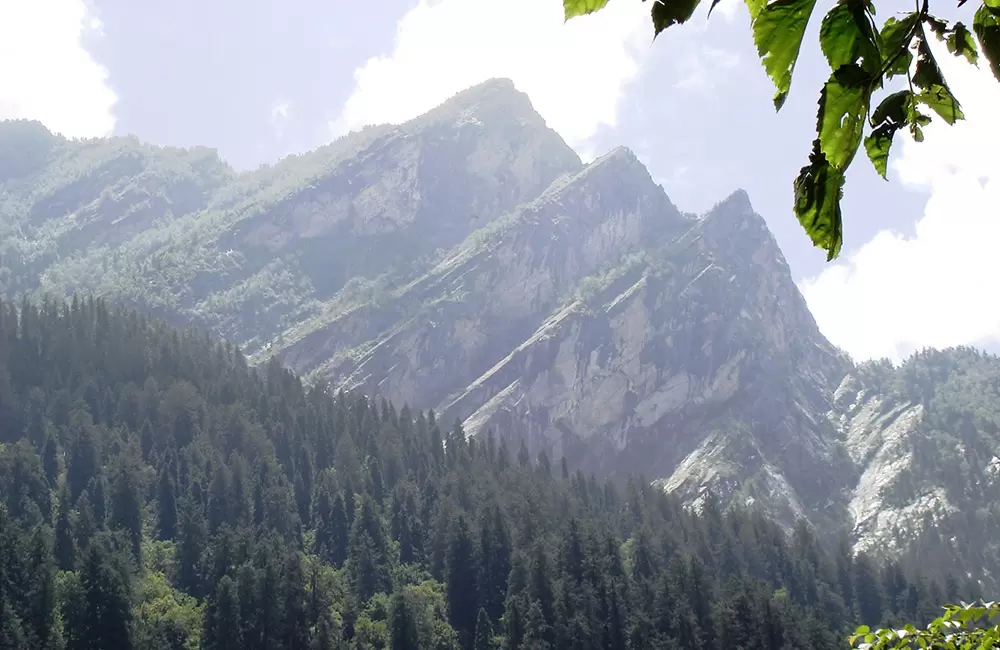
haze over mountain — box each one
[1,79,998,591]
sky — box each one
[0,0,996,363]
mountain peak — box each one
[720,188,753,212]
[414,78,542,129]
[700,188,772,242]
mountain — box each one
[1,79,999,591]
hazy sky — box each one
[1,0,997,363]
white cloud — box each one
[0,0,117,138]
[801,53,1000,363]
[271,101,290,123]
[333,0,651,156]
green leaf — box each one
[864,90,911,179]
[974,3,1000,81]
[911,30,964,123]
[862,127,891,178]
[563,0,611,19]
[913,30,946,89]
[819,0,881,73]
[793,140,845,260]
[918,84,964,124]
[744,0,766,19]
[651,0,703,35]
[870,89,909,125]
[752,0,819,109]
[924,14,949,39]
[879,14,919,78]
[817,64,872,170]
[946,23,979,64]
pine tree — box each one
[474,607,494,650]
[77,538,134,650]
[207,466,232,533]
[389,589,421,650]
[54,485,76,571]
[314,486,349,568]
[87,476,107,530]
[311,612,339,650]
[521,600,551,650]
[177,495,207,597]
[41,434,58,487]
[446,515,479,647]
[22,526,55,649]
[0,596,27,650]
[854,552,885,627]
[503,597,524,650]
[110,461,143,562]
[346,495,391,601]
[478,505,511,624]
[280,551,310,650]
[67,416,100,502]
[203,575,242,650]
[73,491,97,552]
[346,532,386,604]
[156,463,178,540]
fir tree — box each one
[77,538,134,650]
[203,576,242,650]
[156,463,178,540]
[474,607,494,650]
[389,589,421,650]
[446,515,480,647]
[54,485,76,571]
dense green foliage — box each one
[850,601,1000,648]
[0,295,984,649]
[564,0,1000,260]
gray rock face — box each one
[3,80,999,588]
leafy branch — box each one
[848,601,1000,649]
[564,0,1000,260]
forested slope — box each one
[0,296,981,650]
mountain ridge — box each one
[2,81,999,591]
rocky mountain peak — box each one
[408,78,569,140]
[697,189,776,254]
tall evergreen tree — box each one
[446,515,480,648]
[41,434,58,487]
[22,526,55,649]
[76,538,133,650]
[110,461,143,562]
[67,417,99,502]
[389,589,421,650]
[346,495,391,602]
[202,576,242,650]
[521,600,552,650]
[478,505,511,624]
[54,485,76,571]
[156,464,178,540]
[473,607,494,650]
[177,495,206,597]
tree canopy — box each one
[0,293,989,649]
[564,0,1000,261]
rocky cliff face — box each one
[2,80,999,589]
[829,351,1000,586]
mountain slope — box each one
[831,349,1000,584]
[3,79,580,351]
[2,81,999,591]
